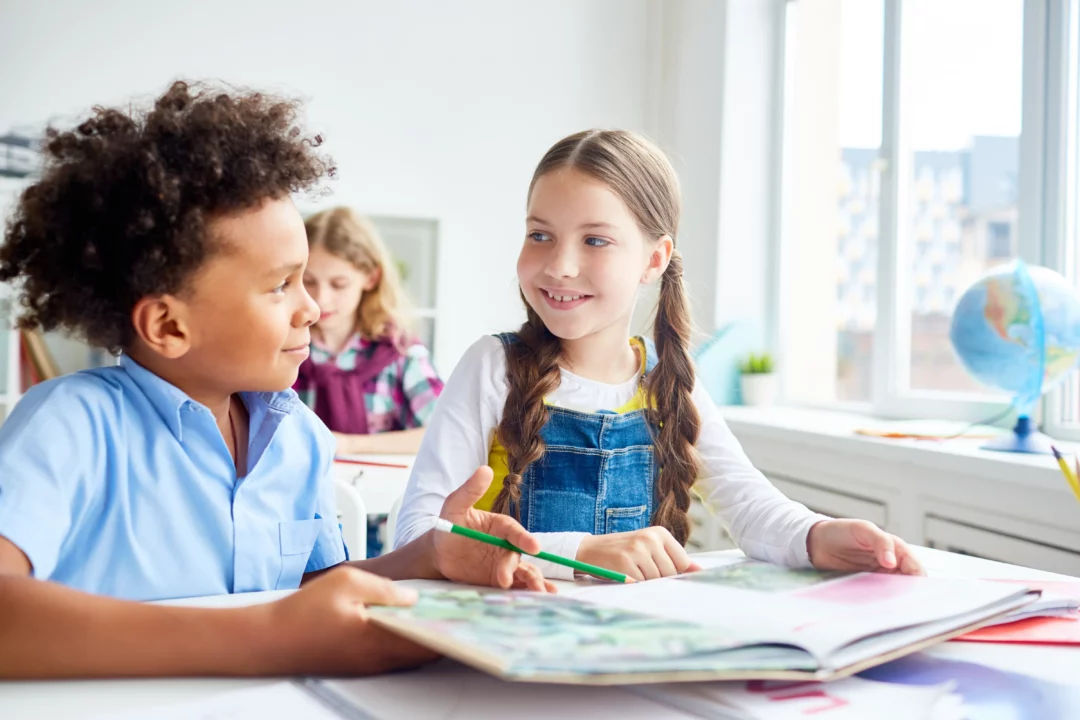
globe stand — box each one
[982,415,1054,455]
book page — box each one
[369,588,818,679]
[573,561,1036,661]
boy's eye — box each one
[528,231,551,243]
[585,236,610,247]
[272,280,290,294]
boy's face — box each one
[178,196,319,392]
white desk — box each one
[2,547,1077,719]
[331,454,413,516]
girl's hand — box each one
[576,527,701,581]
[806,519,925,575]
[258,566,438,676]
[432,466,557,593]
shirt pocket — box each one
[275,519,324,590]
[604,505,649,534]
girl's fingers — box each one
[652,546,679,578]
[895,540,925,576]
[659,531,694,573]
[636,556,663,581]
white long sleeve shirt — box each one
[394,335,828,579]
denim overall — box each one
[480,333,660,535]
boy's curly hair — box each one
[0,80,334,353]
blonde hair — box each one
[492,129,702,544]
[304,207,413,346]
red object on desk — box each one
[334,457,410,470]
[956,579,1080,645]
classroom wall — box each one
[0,0,655,372]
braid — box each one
[647,250,701,544]
[492,299,563,519]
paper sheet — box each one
[640,676,962,720]
[319,660,698,718]
[92,682,340,720]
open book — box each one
[368,557,1041,685]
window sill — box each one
[718,405,1080,574]
[721,405,1077,494]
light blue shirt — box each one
[0,355,347,601]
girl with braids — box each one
[396,129,923,581]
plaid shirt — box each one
[296,334,443,433]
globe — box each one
[950,260,1080,453]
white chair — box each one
[334,477,367,560]
[384,493,404,551]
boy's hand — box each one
[807,519,925,575]
[259,565,437,676]
[577,527,701,581]
[433,466,556,593]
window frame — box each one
[1041,0,1080,439]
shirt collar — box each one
[119,354,300,441]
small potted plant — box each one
[739,352,778,407]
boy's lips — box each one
[283,343,310,355]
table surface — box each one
[332,454,414,516]
[1,547,1076,719]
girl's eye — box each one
[585,236,610,247]
[528,231,551,243]
[331,281,350,291]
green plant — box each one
[740,352,775,375]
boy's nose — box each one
[297,284,321,327]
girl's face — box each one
[303,245,378,337]
[517,168,669,344]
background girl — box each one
[296,207,442,454]
[296,207,444,555]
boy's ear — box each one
[641,235,674,285]
[130,295,192,359]
[363,267,382,292]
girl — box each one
[394,129,924,581]
[296,207,443,456]
[297,207,444,556]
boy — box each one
[0,81,549,679]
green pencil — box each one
[433,518,633,583]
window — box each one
[780,0,883,405]
[987,221,1014,258]
[778,0,1074,422]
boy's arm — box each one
[0,536,271,678]
[0,536,432,679]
